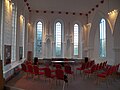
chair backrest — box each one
[27,64,33,73]
[99,63,103,70]
[26,61,32,65]
[105,61,107,65]
[85,62,90,69]
[96,63,99,70]
[89,61,93,67]
[55,64,62,69]
[44,67,51,77]
[81,63,85,69]
[33,65,39,74]
[64,65,72,74]
[106,66,113,75]
[64,58,68,64]
[91,65,96,73]
[21,63,27,72]
[116,64,119,72]
[55,69,64,80]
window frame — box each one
[99,18,106,58]
[11,3,17,62]
[35,21,43,58]
[55,22,62,56]
[74,23,79,56]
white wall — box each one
[1,0,29,79]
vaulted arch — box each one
[88,11,114,64]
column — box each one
[52,41,55,58]
[70,43,74,58]
[114,48,120,64]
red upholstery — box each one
[83,64,96,77]
[97,66,112,78]
[55,69,64,80]
[55,64,62,69]
[27,64,34,76]
[76,63,85,71]
[26,61,32,65]
[44,67,55,78]
[64,65,74,74]
[97,73,107,78]
[33,65,44,75]
[21,63,28,72]
[21,63,29,77]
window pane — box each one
[74,24,78,55]
[36,21,42,57]
[99,19,106,57]
[56,22,61,56]
[11,3,17,61]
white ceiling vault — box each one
[24,0,104,14]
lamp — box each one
[7,0,11,2]
[7,0,11,3]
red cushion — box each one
[97,73,107,78]
[84,70,91,73]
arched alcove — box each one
[33,18,47,58]
[52,18,65,57]
[71,21,83,58]
[66,39,70,57]
[67,39,70,49]
[46,38,51,58]
[89,11,114,64]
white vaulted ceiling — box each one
[26,0,102,13]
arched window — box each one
[74,24,79,55]
[36,21,43,57]
[99,18,106,57]
[20,15,25,60]
[11,3,17,61]
[55,22,62,56]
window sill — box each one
[3,59,25,74]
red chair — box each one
[76,63,85,74]
[89,61,93,67]
[55,68,64,84]
[44,67,55,79]
[44,67,55,86]
[64,58,69,65]
[27,64,34,77]
[99,62,103,70]
[26,60,32,65]
[85,62,90,69]
[96,66,113,87]
[103,61,107,69]
[64,64,74,79]
[116,64,120,78]
[96,63,99,71]
[21,63,28,77]
[64,65,74,74]
[55,64,62,69]
[91,60,95,66]
[83,64,96,78]
[33,65,44,79]
[21,63,27,72]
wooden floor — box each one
[5,65,120,90]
